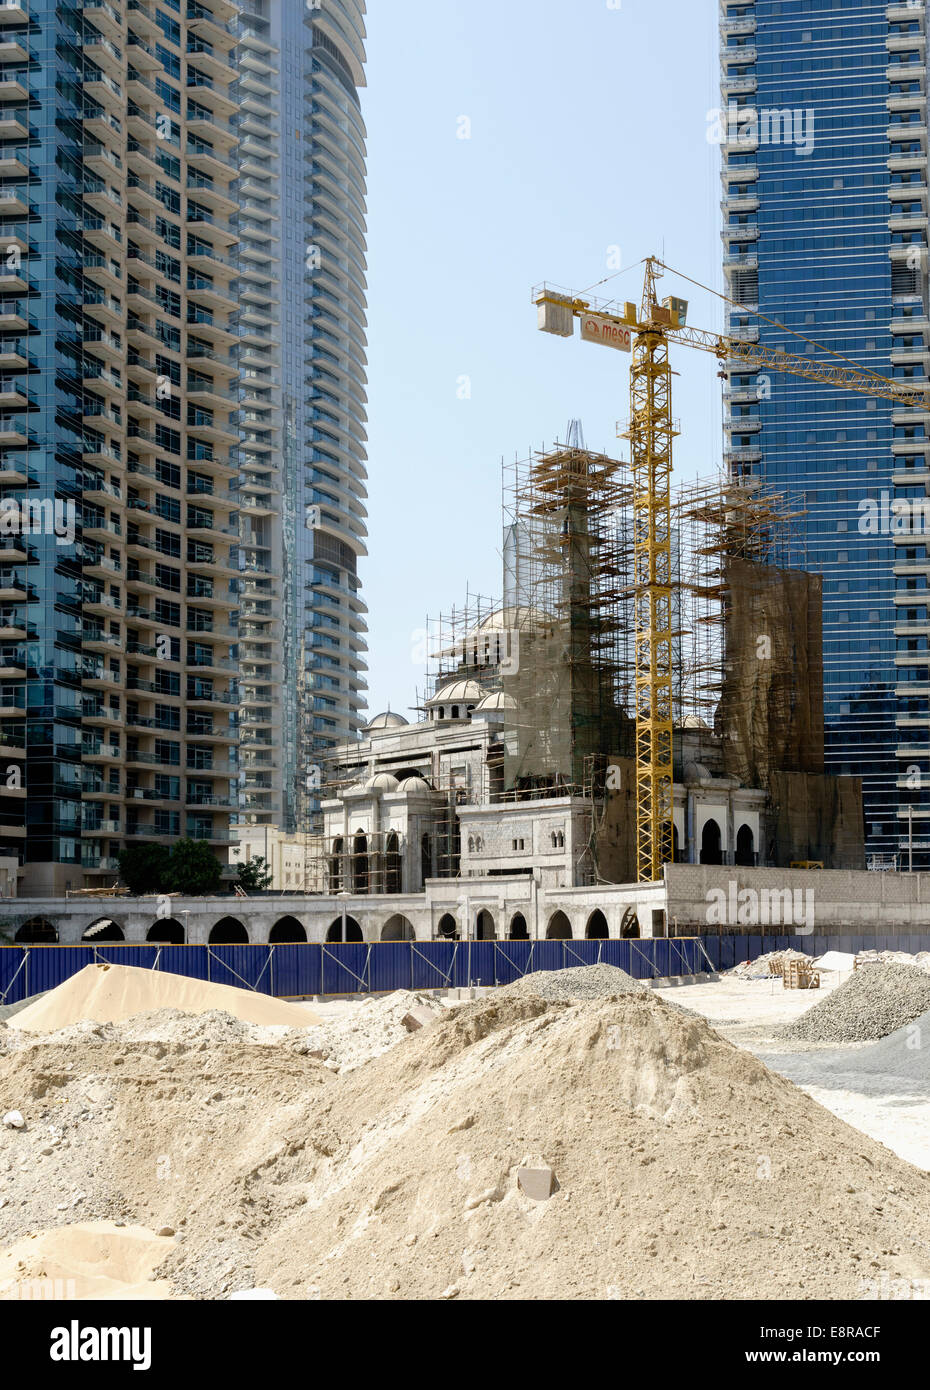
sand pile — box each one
[6,964,320,1033]
[4,986,930,1299]
[0,1222,177,1300]
[783,962,930,1044]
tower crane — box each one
[535,256,929,884]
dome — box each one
[397,775,433,795]
[475,605,548,633]
[683,762,711,784]
[473,690,517,713]
[425,678,484,707]
[681,715,710,730]
[366,711,409,732]
[365,772,400,793]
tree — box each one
[167,839,223,896]
[118,843,172,895]
[236,856,273,892]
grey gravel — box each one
[782,962,930,1044]
[0,992,49,1024]
[498,963,648,1003]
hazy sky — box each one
[361,0,722,720]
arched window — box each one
[381,914,415,941]
[352,830,369,893]
[735,823,755,867]
[509,912,529,940]
[437,913,458,940]
[546,911,572,940]
[326,916,363,943]
[14,917,58,944]
[468,836,475,854]
[451,705,459,719]
[586,910,609,940]
[210,917,248,944]
[147,918,185,944]
[700,819,723,866]
[385,830,402,894]
[476,909,496,941]
[269,916,307,944]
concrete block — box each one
[402,1007,437,1032]
[517,1167,555,1201]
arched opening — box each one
[437,913,458,940]
[385,830,402,894]
[14,917,58,944]
[329,837,343,892]
[147,919,185,944]
[269,916,307,944]
[209,917,249,945]
[700,818,723,866]
[735,823,755,867]
[326,916,363,943]
[421,832,432,884]
[546,910,572,940]
[509,912,529,940]
[620,906,640,939]
[672,823,680,863]
[476,909,496,941]
[82,917,124,943]
[586,909,609,940]
[352,831,369,893]
[381,914,415,942]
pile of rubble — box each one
[782,962,930,1045]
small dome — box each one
[366,711,409,732]
[683,762,711,784]
[681,715,710,730]
[473,690,517,713]
[426,678,484,707]
[475,605,548,633]
[397,775,433,794]
[365,772,400,793]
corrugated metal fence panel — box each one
[489,943,530,984]
[153,945,208,982]
[322,943,370,995]
[367,942,407,994]
[27,947,95,997]
[0,946,31,1003]
[94,946,159,971]
[269,944,318,999]
[408,943,458,991]
[208,945,273,993]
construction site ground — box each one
[5,962,930,1301]
[656,971,930,1171]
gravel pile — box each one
[855,949,930,974]
[498,963,647,1002]
[0,992,48,1024]
[782,962,930,1044]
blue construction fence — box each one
[0,932,926,1005]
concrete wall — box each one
[665,865,930,934]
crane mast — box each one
[534,255,923,884]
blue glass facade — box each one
[721,0,928,868]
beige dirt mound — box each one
[4,987,930,1299]
[6,963,320,1033]
[0,1222,177,1300]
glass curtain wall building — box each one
[0,0,242,895]
[234,1,368,839]
[720,0,930,869]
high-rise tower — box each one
[720,0,930,868]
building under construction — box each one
[271,425,863,914]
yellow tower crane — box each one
[535,255,930,884]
